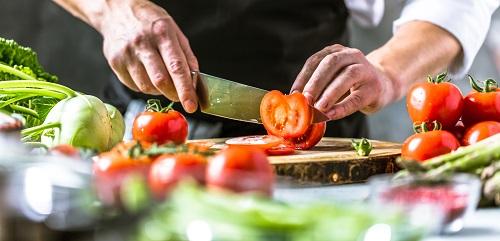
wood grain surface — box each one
[192,137,402,185]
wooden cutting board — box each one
[196,137,401,185]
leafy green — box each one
[134,183,424,241]
[0,37,58,82]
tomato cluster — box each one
[403,74,500,162]
[93,142,274,206]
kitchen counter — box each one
[275,183,500,241]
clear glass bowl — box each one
[368,173,481,234]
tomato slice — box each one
[289,122,326,150]
[260,90,312,138]
[225,135,284,150]
[266,144,295,155]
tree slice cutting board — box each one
[194,137,401,185]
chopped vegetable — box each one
[289,122,326,150]
[352,138,372,156]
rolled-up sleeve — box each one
[394,0,500,78]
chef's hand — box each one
[97,0,198,113]
[291,44,394,120]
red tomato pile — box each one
[226,90,326,156]
[93,100,275,206]
[403,74,500,162]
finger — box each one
[290,44,345,94]
[177,29,199,72]
[137,47,176,97]
[111,65,140,92]
[314,64,365,112]
[127,61,160,95]
[326,87,372,120]
[302,49,362,104]
[157,33,198,113]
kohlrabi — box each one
[0,37,124,151]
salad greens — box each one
[134,183,424,241]
[0,37,124,151]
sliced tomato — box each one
[225,135,284,150]
[289,122,326,150]
[266,144,296,156]
[260,90,312,138]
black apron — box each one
[104,0,368,138]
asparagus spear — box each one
[483,171,500,206]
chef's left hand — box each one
[290,44,394,120]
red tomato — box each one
[288,122,326,150]
[449,121,466,141]
[149,153,207,200]
[93,152,152,206]
[406,74,463,129]
[266,144,296,156]
[49,144,80,158]
[225,135,284,150]
[260,90,312,138]
[462,77,500,125]
[132,109,188,145]
[401,130,460,162]
[462,121,500,146]
[206,146,274,195]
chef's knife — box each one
[193,71,329,124]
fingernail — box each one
[303,92,314,105]
[184,100,197,113]
[290,89,299,94]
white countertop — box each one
[274,183,500,241]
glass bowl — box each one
[368,173,481,234]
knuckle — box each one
[151,18,171,36]
[349,48,364,57]
[324,53,339,65]
[130,33,147,47]
[168,59,186,75]
[345,65,362,78]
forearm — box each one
[367,21,461,105]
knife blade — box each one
[193,71,329,124]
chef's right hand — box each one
[97,0,198,113]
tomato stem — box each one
[413,121,442,133]
[146,99,175,113]
[469,75,498,93]
[351,138,372,156]
[427,72,450,84]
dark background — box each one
[1,1,498,142]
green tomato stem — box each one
[21,122,60,136]
[0,62,34,80]
[0,88,67,99]
[9,104,39,118]
[0,80,77,98]
[351,138,372,156]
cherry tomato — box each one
[462,121,500,146]
[266,144,296,155]
[288,122,326,150]
[260,90,312,138]
[449,121,466,141]
[49,144,80,158]
[132,100,188,145]
[401,130,460,162]
[149,153,207,200]
[207,146,274,195]
[462,76,500,125]
[406,73,463,129]
[93,151,152,206]
[225,135,284,150]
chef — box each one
[52,0,499,138]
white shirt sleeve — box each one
[394,0,500,79]
[345,0,385,27]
